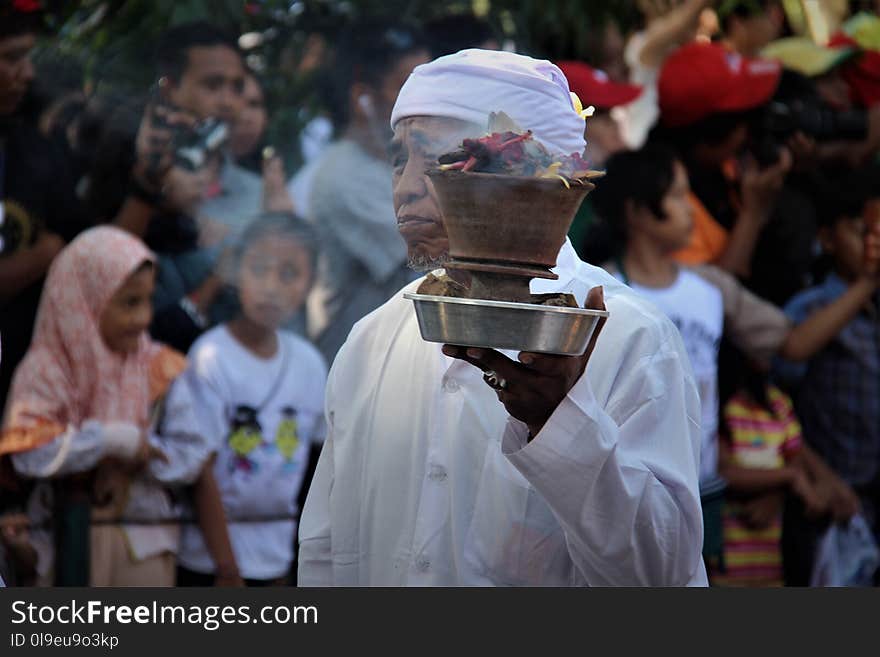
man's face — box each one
[0,33,36,116]
[390,116,481,270]
[166,45,245,124]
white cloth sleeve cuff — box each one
[501,372,616,468]
[101,422,142,461]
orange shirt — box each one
[673,192,730,265]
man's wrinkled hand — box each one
[442,286,607,437]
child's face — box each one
[237,234,313,330]
[821,204,878,282]
[647,161,694,252]
[99,264,156,355]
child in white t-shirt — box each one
[163,212,327,586]
[592,145,879,577]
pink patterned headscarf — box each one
[4,226,158,433]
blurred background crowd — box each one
[1,0,880,587]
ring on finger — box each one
[483,369,508,391]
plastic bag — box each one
[810,514,879,587]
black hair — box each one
[650,108,759,154]
[0,2,44,40]
[717,339,772,439]
[84,100,201,252]
[233,211,319,278]
[717,0,777,31]
[326,18,426,130]
[84,101,140,222]
[155,21,242,82]
[812,164,880,230]
[589,144,681,256]
[243,67,267,99]
[423,13,496,59]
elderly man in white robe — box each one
[298,49,708,586]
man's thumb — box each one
[584,285,605,312]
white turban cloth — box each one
[390,49,587,157]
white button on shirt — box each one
[299,241,708,586]
[428,464,448,481]
[441,376,460,393]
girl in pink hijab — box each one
[0,226,206,586]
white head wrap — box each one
[390,49,587,156]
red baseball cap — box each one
[658,42,782,127]
[558,61,643,110]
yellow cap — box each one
[761,37,855,77]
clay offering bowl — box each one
[406,168,607,356]
[427,169,594,301]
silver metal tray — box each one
[404,293,609,356]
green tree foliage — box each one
[40,0,638,164]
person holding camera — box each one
[652,41,797,289]
[112,23,246,238]
[84,99,222,356]
[108,22,293,351]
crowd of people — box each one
[1,0,879,587]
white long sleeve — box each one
[298,245,707,586]
[501,343,705,586]
[151,370,222,486]
[297,432,334,586]
[12,420,141,479]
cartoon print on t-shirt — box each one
[276,406,300,470]
[227,405,264,472]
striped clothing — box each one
[717,385,802,587]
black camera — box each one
[751,99,868,166]
[149,97,228,172]
[171,117,228,171]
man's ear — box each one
[349,82,374,120]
